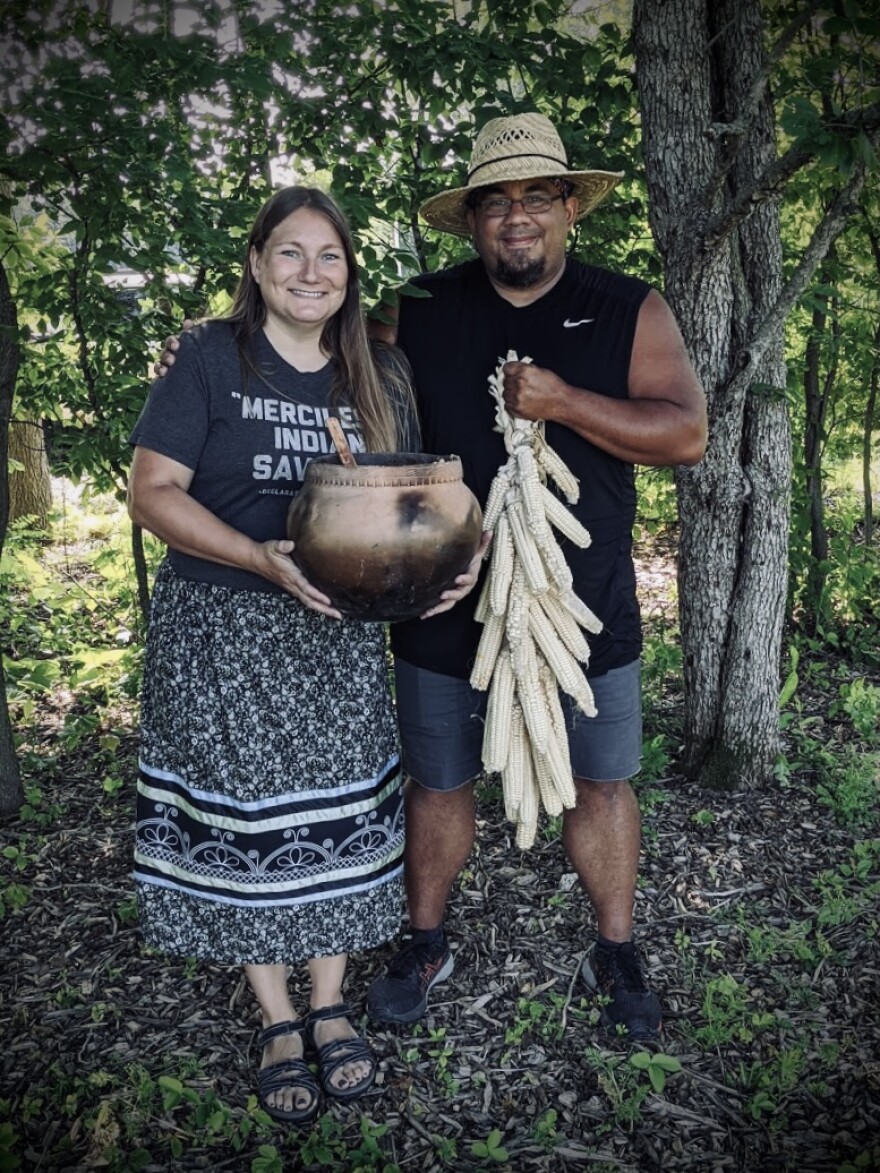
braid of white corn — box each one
[469,350,604,849]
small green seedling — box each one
[629,1050,682,1093]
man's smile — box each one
[500,233,540,249]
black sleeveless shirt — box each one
[390,256,650,680]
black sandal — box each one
[256,1020,320,1125]
[305,1002,377,1103]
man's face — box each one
[466,178,577,290]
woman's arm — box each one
[128,447,341,617]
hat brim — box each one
[419,170,624,236]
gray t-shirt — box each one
[130,321,368,593]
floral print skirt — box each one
[134,561,404,965]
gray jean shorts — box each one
[394,657,642,791]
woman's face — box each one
[250,207,349,335]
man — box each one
[364,112,706,1040]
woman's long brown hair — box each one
[225,186,414,453]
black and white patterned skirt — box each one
[133,561,404,965]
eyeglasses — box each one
[476,192,565,218]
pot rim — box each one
[302,453,466,487]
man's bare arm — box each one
[500,290,708,468]
[152,319,195,378]
[366,302,399,345]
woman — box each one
[128,187,430,1124]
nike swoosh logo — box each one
[563,318,595,328]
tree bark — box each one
[131,522,151,633]
[8,418,52,529]
[633,0,875,787]
[802,262,838,628]
[865,318,879,547]
[864,224,880,547]
[633,0,790,787]
[0,259,23,816]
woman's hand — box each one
[420,531,493,619]
[254,540,343,619]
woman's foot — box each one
[306,1003,377,1101]
[257,1020,320,1124]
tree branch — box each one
[703,141,813,251]
[742,137,879,371]
[700,1,825,212]
[703,100,880,251]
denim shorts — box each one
[394,657,642,791]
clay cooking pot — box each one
[286,453,483,621]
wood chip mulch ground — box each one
[2,543,879,1170]
[2,715,879,1172]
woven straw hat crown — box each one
[419,112,624,236]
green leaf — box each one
[398,282,433,298]
[652,1054,682,1073]
[779,647,800,709]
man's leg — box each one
[367,659,485,1025]
[403,777,476,930]
[563,661,662,1039]
[562,777,640,943]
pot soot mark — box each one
[397,490,430,528]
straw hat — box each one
[419,112,624,236]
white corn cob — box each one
[474,570,491,624]
[540,663,571,750]
[557,587,604,635]
[539,664,578,808]
[533,432,580,502]
[489,511,515,617]
[514,637,549,754]
[531,742,564,817]
[537,591,591,663]
[483,649,516,772]
[482,468,510,532]
[511,704,539,849]
[505,565,530,677]
[469,607,505,691]
[514,445,549,537]
[539,483,592,547]
[530,523,575,592]
[472,350,603,848]
[507,500,549,594]
[529,603,597,717]
[504,701,528,823]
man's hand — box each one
[501,360,567,422]
[153,318,196,378]
[253,539,343,619]
[420,531,492,619]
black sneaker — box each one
[366,934,454,1025]
[581,940,662,1040]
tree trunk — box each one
[131,521,151,633]
[8,418,52,529]
[864,318,879,547]
[633,0,790,788]
[864,223,880,548]
[0,259,23,816]
[802,278,835,628]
